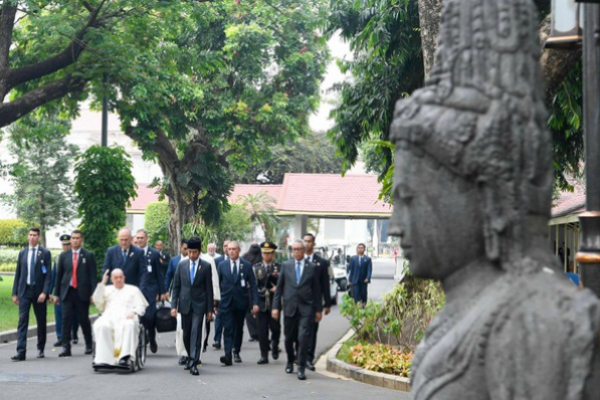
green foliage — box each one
[212,204,253,244]
[74,145,137,262]
[1,116,78,244]
[0,219,27,247]
[340,265,444,348]
[327,0,423,194]
[237,192,280,242]
[549,61,583,191]
[145,201,170,246]
[349,342,412,377]
[0,249,20,266]
[234,131,345,184]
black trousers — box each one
[284,313,313,368]
[221,307,246,356]
[181,311,205,366]
[16,286,47,355]
[257,310,281,357]
[142,300,158,344]
[246,310,258,338]
[62,287,93,349]
[307,321,320,363]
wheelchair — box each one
[92,323,148,373]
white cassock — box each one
[92,283,149,365]
[174,255,221,357]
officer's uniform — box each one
[253,242,282,363]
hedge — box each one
[0,219,27,246]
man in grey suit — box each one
[170,237,214,376]
[272,240,323,381]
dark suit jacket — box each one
[54,248,97,303]
[101,245,147,288]
[165,254,182,292]
[217,258,258,312]
[308,253,332,309]
[12,245,52,298]
[171,258,214,315]
[273,258,323,318]
[349,255,373,285]
[140,246,165,299]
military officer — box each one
[254,241,282,364]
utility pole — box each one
[101,73,108,147]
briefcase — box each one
[155,301,177,333]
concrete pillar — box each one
[373,219,379,258]
[293,214,308,242]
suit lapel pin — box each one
[82,258,86,264]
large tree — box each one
[3,1,329,251]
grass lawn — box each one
[0,276,98,333]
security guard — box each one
[254,241,282,364]
[49,234,79,346]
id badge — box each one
[148,264,152,272]
[41,265,47,274]
[241,278,246,287]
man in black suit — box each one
[216,241,258,365]
[54,229,97,357]
[212,239,229,350]
[11,227,52,361]
[101,228,146,289]
[303,233,332,371]
[154,240,170,279]
[135,229,167,354]
[272,239,323,380]
[170,237,214,376]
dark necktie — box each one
[29,248,36,285]
[122,249,127,265]
[233,261,238,281]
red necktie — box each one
[72,251,78,288]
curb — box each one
[0,314,99,344]
[324,329,411,392]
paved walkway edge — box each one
[0,314,99,344]
[324,329,411,392]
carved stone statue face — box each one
[390,147,485,280]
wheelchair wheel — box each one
[135,327,147,371]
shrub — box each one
[145,201,169,247]
[349,342,412,377]
[0,249,20,266]
[0,219,27,246]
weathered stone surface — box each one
[389,1,600,399]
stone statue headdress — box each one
[391,0,553,271]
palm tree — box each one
[238,191,280,243]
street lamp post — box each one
[101,73,108,147]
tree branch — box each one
[0,75,86,128]
[124,125,180,173]
[7,0,107,90]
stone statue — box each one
[388,0,600,399]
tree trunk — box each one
[417,0,443,78]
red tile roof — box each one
[552,183,586,218]
[128,183,161,211]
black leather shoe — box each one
[190,365,199,376]
[272,344,279,360]
[178,356,188,365]
[58,348,72,357]
[11,354,25,362]
[257,357,269,365]
[37,350,44,359]
[212,342,221,350]
[184,360,192,370]
[233,353,242,363]
[285,363,294,374]
[84,346,93,355]
[220,354,233,366]
[297,369,306,381]
[150,340,158,354]
[53,340,62,347]
[306,361,316,371]
[72,337,78,345]
[118,356,130,367]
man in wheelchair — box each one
[92,268,148,369]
